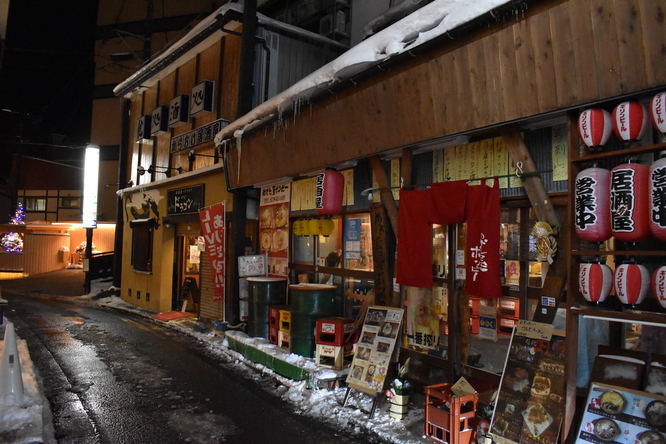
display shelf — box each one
[565,105,666,442]
[571,141,666,164]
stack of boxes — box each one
[269,305,292,350]
[278,307,291,349]
[314,317,356,370]
[469,297,481,335]
[497,297,520,335]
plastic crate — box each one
[498,316,519,335]
[278,330,290,351]
[499,297,520,318]
[315,343,354,369]
[279,308,292,332]
[315,317,356,346]
[424,383,478,444]
[269,324,278,345]
[470,315,480,335]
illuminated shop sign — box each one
[169,94,190,127]
[190,80,215,116]
[151,105,169,135]
[135,115,151,142]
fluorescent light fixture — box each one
[83,145,100,228]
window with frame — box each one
[24,197,46,212]
[291,213,374,318]
[130,218,155,272]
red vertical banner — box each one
[199,202,226,301]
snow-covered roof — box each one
[114,3,346,97]
[213,0,517,147]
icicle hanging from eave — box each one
[234,129,244,181]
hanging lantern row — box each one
[578,93,666,151]
[579,263,665,309]
[293,218,335,237]
[574,157,666,243]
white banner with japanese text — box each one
[199,201,226,301]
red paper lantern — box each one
[579,263,613,303]
[612,101,649,142]
[649,157,666,241]
[315,170,344,215]
[615,263,650,306]
[578,108,612,151]
[610,163,650,243]
[652,266,666,309]
[574,168,612,242]
[650,92,666,134]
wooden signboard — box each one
[344,305,403,416]
[490,321,566,444]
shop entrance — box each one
[174,228,201,314]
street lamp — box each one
[83,144,100,293]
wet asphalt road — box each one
[1,270,377,444]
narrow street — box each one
[1,271,377,444]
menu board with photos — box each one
[490,321,566,444]
[346,306,404,395]
[576,383,666,444]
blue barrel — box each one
[247,277,287,338]
[289,284,337,357]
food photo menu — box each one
[490,321,566,444]
[346,306,403,394]
[576,382,666,444]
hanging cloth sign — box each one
[396,179,501,299]
[199,201,226,301]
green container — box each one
[247,277,287,339]
[289,284,337,358]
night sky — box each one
[0,1,98,166]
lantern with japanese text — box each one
[578,108,612,151]
[579,263,613,303]
[612,101,649,142]
[308,218,321,236]
[649,157,666,241]
[293,220,305,236]
[575,168,612,242]
[318,218,335,237]
[652,266,666,310]
[610,163,650,243]
[614,263,650,306]
[650,92,666,134]
[315,170,344,215]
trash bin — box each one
[247,277,287,338]
[289,284,337,358]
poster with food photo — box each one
[490,321,566,444]
[346,306,403,395]
[576,383,666,444]
[260,183,291,277]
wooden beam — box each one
[499,125,561,229]
[368,155,399,237]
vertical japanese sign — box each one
[199,202,226,301]
[259,182,290,277]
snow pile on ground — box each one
[0,336,48,444]
[90,282,428,443]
